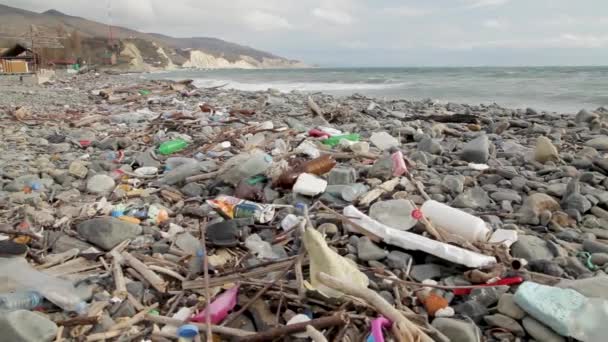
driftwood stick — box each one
[56,316,100,327]
[318,272,433,342]
[237,312,348,342]
[127,292,145,311]
[122,252,167,293]
[69,302,108,338]
[148,264,186,281]
[145,314,253,337]
[84,330,122,342]
[201,219,212,342]
[107,303,158,333]
[0,224,41,240]
[307,325,329,342]
[109,251,127,299]
[54,325,64,342]
[222,258,297,326]
[186,171,221,183]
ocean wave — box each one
[192,78,404,92]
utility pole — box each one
[30,24,36,73]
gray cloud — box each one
[3,0,608,66]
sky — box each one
[4,0,608,66]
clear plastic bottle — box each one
[0,257,87,313]
[0,291,43,311]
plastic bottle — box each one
[0,258,87,313]
[220,149,273,185]
[0,291,43,311]
[158,139,188,155]
[420,200,490,242]
[302,154,337,175]
[322,133,360,147]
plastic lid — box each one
[178,324,199,338]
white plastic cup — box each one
[421,200,490,242]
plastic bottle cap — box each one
[178,324,199,338]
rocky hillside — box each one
[0,4,305,71]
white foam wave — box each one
[192,78,404,92]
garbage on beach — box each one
[302,226,369,298]
[343,206,497,268]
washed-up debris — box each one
[2,71,608,341]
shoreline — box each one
[1,71,608,340]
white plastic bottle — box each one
[421,200,490,242]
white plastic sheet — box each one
[343,206,496,268]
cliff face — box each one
[114,41,304,72]
[0,4,306,71]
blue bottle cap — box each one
[178,324,199,338]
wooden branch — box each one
[182,257,299,290]
[201,219,212,342]
[107,303,158,333]
[56,316,100,327]
[145,314,253,338]
[148,265,186,281]
[84,330,122,342]
[122,252,167,293]
[237,312,348,342]
[0,224,41,240]
[358,178,400,207]
[222,258,297,326]
[109,251,127,299]
[318,272,433,342]
[185,171,221,183]
[72,114,105,127]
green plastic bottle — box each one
[322,133,360,147]
[158,139,188,155]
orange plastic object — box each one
[302,154,337,176]
[422,293,449,316]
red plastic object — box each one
[79,140,92,148]
[391,151,408,176]
[308,129,331,138]
[411,209,423,221]
[452,276,524,296]
[190,285,239,324]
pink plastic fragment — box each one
[391,151,408,176]
[190,285,239,324]
[370,316,392,342]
